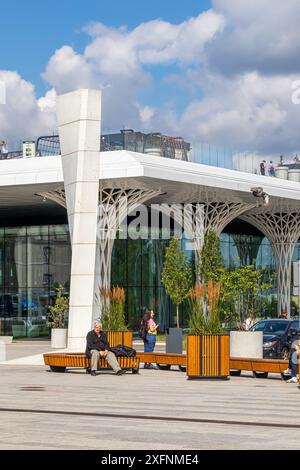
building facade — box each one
[1,89,300,349]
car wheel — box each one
[281,348,289,360]
[230,369,241,377]
[253,371,268,379]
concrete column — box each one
[56,89,101,350]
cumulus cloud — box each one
[0,71,56,146]
[41,10,224,132]
[208,0,300,76]
[177,72,298,155]
[84,10,224,68]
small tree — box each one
[47,285,69,329]
[162,238,192,328]
[199,231,225,283]
[222,265,271,329]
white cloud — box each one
[38,88,57,113]
[137,104,155,127]
[41,11,224,132]
[84,10,224,68]
[208,0,300,75]
[0,71,56,146]
[42,45,98,93]
[162,72,300,155]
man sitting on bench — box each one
[86,322,126,376]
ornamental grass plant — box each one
[188,281,224,335]
[99,286,127,331]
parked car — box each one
[250,319,300,359]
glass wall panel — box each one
[0,236,4,287]
[27,287,50,337]
[4,235,26,289]
[27,232,49,288]
[126,287,141,330]
[49,235,71,290]
[2,287,27,337]
[0,224,70,338]
[111,239,127,286]
[127,239,141,287]
[141,239,156,288]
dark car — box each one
[250,319,300,359]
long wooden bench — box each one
[230,357,292,379]
[137,352,187,371]
[137,353,293,378]
[44,351,294,380]
[43,353,140,374]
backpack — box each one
[138,320,147,340]
[110,345,136,357]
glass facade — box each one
[0,225,71,338]
[112,229,278,331]
[0,220,296,337]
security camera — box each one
[250,187,269,206]
[251,187,264,197]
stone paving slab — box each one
[0,362,300,450]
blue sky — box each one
[0,0,211,96]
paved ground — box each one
[0,341,300,450]
[0,340,53,361]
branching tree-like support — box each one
[157,201,256,281]
[200,201,257,235]
[39,188,300,316]
[35,189,66,208]
[242,211,300,316]
[97,187,162,291]
[37,187,161,295]
[38,190,255,283]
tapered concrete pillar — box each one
[56,89,101,350]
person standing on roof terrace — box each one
[260,160,266,175]
[268,161,275,176]
[0,141,8,159]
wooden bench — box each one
[137,353,294,379]
[43,353,140,374]
[137,352,187,371]
[229,357,293,379]
[44,351,294,380]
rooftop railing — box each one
[2,133,299,181]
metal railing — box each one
[3,132,298,181]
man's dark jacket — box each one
[85,330,110,358]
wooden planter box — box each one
[106,331,133,348]
[187,334,230,380]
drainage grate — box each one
[20,387,46,392]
